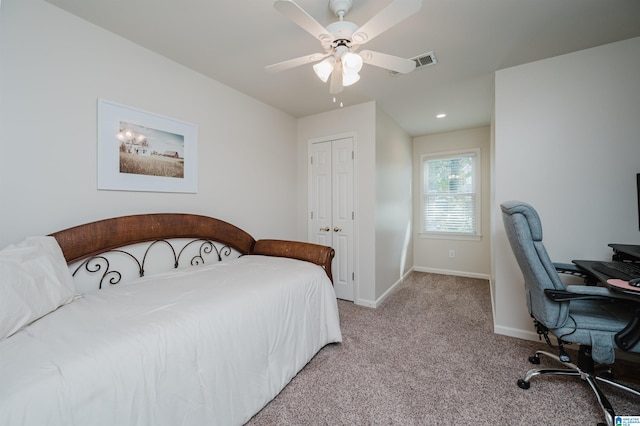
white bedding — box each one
[0,255,342,426]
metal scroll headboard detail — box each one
[72,239,234,290]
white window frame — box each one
[420,148,481,240]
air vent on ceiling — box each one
[389,51,437,75]
[413,51,437,68]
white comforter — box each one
[0,255,342,426]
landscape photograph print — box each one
[97,98,198,194]
[117,121,185,179]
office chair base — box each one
[518,348,640,426]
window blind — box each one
[422,152,478,235]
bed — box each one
[0,213,342,426]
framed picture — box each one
[97,99,198,193]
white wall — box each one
[413,126,492,278]
[0,0,298,248]
[297,102,377,304]
[493,37,640,339]
[375,106,413,300]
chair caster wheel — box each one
[517,379,531,389]
[528,355,540,364]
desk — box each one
[573,244,640,296]
[573,259,640,297]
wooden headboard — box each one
[49,213,334,283]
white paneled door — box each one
[309,137,354,301]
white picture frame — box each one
[97,99,198,193]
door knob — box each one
[334,227,342,232]
[320,227,330,232]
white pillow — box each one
[0,236,75,340]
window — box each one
[421,149,480,239]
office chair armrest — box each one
[544,288,615,302]
[546,285,640,302]
[566,285,640,302]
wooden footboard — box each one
[50,213,334,283]
[253,239,334,283]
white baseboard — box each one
[413,266,491,281]
[354,268,414,308]
[356,267,489,308]
[493,325,539,342]
[354,298,376,308]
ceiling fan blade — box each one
[351,0,422,45]
[274,0,333,43]
[329,63,343,94]
[360,50,416,74]
[265,53,327,73]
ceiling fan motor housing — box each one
[326,21,359,44]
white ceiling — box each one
[44,0,640,136]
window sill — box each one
[419,233,482,241]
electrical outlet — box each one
[449,249,455,258]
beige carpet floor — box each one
[247,271,640,425]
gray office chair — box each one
[500,200,640,426]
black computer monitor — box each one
[637,173,640,231]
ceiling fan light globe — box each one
[342,72,360,87]
[342,51,363,75]
[313,58,335,83]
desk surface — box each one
[572,245,640,295]
[573,259,640,296]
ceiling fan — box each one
[266,0,422,95]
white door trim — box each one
[307,132,358,302]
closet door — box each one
[309,137,354,301]
[310,141,333,247]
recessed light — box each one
[436,113,447,119]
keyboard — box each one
[592,261,640,281]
